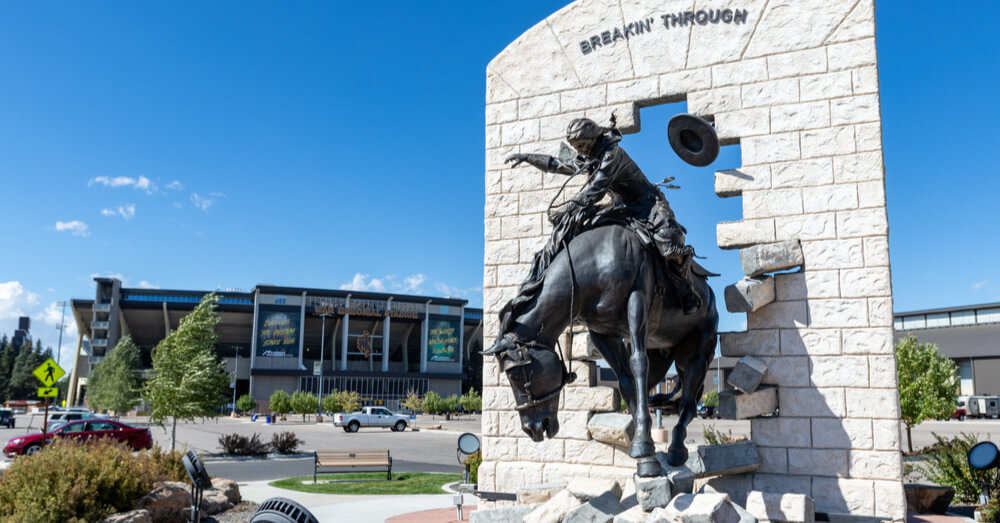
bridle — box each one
[498,333,576,411]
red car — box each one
[3,419,153,457]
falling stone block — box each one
[661,493,741,523]
[727,356,768,394]
[718,387,777,420]
[518,483,567,505]
[745,491,815,523]
[470,504,538,523]
[525,490,585,523]
[724,277,775,313]
[634,474,672,512]
[740,240,804,278]
[587,413,635,447]
[567,477,622,502]
[563,491,624,523]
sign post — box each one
[33,358,66,451]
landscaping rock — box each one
[102,509,152,523]
[211,478,241,505]
[612,505,647,523]
[718,387,777,420]
[587,413,635,447]
[567,477,622,501]
[745,491,814,523]
[134,481,189,523]
[726,357,768,394]
[904,484,955,515]
[525,489,585,523]
[200,489,233,515]
[471,504,538,523]
[518,483,567,505]
[634,474,671,511]
[699,474,754,507]
[564,491,623,523]
[724,277,775,313]
[739,240,803,278]
[664,493,740,523]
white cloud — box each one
[172,202,182,209]
[0,281,41,321]
[102,204,136,220]
[209,192,227,198]
[402,274,426,293]
[54,220,90,237]
[89,175,157,194]
[101,209,116,217]
[166,180,184,190]
[433,282,483,299]
[138,280,159,289]
[339,273,387,292]
[972,279,989,290]
[0,282,78,369]
[190,193,213,211]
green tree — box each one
[143,293,230,450]
[443,394,460,414]
[269,390,292,420]
[6,339,44,400]
[322,392,343,414]
[423,390,443,416]
[338,390,360,414]
[0,335,12,403]
[460,389,481,413]
[87,335,143,416]
[896,335,958,452]
[701,389,719,408]
[290,391,318,421]
[236,394,256,413]
[401,390,424,414]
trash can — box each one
[251,414,258,422]
[265,415,272,424]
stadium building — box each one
[67,278,483,411]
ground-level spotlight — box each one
[251,497,319,523]
[968,441,999,504]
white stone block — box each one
[725,277,776,313]
[541,463,591,485]
[485,170,502,195]
[561,86,607,113]
[800,239,864,270]
[802,184,858,213]
[742,132,801,165]
[519,237,549,263]
[684,1,768,69]
[715,166,771,197]
[717,219,776,249]
[485,125,502,149]
[780,327,841,355]
[799,71,853,101]
[836,208,888,238]
[519,188,560,214]
[524,489,585,523]
[774,213,837,242]
[483,411,500,436]
[485,193,518,218]
[831,94,880,126]
[501,215,541,239]
[845,388,899,419]
[759,356,810,387]
[719,386,777,419]
[827,0,876,44]
[745,491,816,523]
[743,188,804,218]
[750,418,810,448]
[827,38,878,71]
[751,473,812,497]
[496,462,545,493]
[800,125,855,158]
[607,77,658,105]
[812,418,873,450]
[486,100,518,125]
[519,93,561,119]
[588,413,634,447]
[771,100,831,133]
[811,477,875,515]
[872,419,901,451]
[771,158,834,188]
[486,70,517,104]
[720,329,780,357]
[849,450,902,480]
[517,484,567,505]
[833,151,883,183]
[518,438,565,463]
[741,240,804,278]
[564,386,619,412]
[874,479,906,521]
[868,297,894,327]
[728,356,769,394]
[564,439,615,466]
[808,299,869,329]
[857,180,886,209]
[758,447,788,474]
[839,268,890,298]
[712,58,768,87]
[567,477,622,501]
[717,108,771,140]
[485,240,520,266]
[810,356,869,387]
[687,87,742,116]
[842,328,893,354]
[744,0,853,57]
[556,411,593,440]
[483,436,519,461]
[663,493,740,523]
[774,270,839,301]
[852,66,879,95]
[659,69,712,99]
[779,387,846,417]
[748,302,807,330]
[767,48,827,79]
[855,122,882,151]
[862,236,890,267]
[498,410,525,438]
[787,448,848,477]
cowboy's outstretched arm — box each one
[571,152,617,207]
[505,153,575,174]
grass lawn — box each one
[269,472,462,495]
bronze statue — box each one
[486,116,719,477]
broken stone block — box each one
[663,493,740,523]
[524,490,585,523]
[699,474,754,508]
[470,503,538,523]
[563,491,623,523]
[634,474,672,512]
[745,491,815,523]
[740,240,804,278]
[659,441,760,483]
[517,483,567,505]
[612,505,647,523]
[725,277,775,313]
[567,477,622,502]
[727,356,768,394]
[718,387,777,420]
[587,413,635,447]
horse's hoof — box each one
[636,457,661,478]
[629,440,655,459]
[665,447,688,467]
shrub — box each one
[322,392,343,413]
[271,431,303,454]
[290,391,319,421]
[141,445,189,483]
[0,439,181,522]
[460,389,481,412]
[702,389,719,408]
[270,390,292,417]
[443,394,461,414]
[982,494,1000,523]
[464,450,482,484]
[236,394,256,413]
[915,432,1000,504]
[218,432,271,456]
[423,391,443,415]
[702,425,747,446]
[401,390,424,414]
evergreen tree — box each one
[87,335,143,416]
[143,293,230,450]
[6,339,44,400]
[0,335,11,403]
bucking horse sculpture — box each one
[484,115,719,478]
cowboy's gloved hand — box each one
[505,154,528,168]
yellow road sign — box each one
[33,358,66,387]
[37,387,58,398]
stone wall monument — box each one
[481,0,903,519]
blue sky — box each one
[0,2,997,368]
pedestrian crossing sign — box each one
[37,387,58,398]
[33,358,65,387]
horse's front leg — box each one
[667,331,716,466]
[626,290,655,474]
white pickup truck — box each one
[333,406,409,433]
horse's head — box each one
[484,334,575,442]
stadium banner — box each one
[256,309,300,358]
[427,319,460,362]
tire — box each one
[24,444,42,456]
[342,426,350,432]
[393,421,407,432]
[348,421,360,433]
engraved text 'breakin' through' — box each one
[580,8,749,56]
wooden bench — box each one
[314,450,392,483]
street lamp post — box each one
[231,348,239,416]
[318,313,330,415]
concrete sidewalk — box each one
[238,480,478,522]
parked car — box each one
[697,404,718,419]
[45,411,99,432]
[3,419,153,457]
[333,406,409,433]
[0,408,15,428]
[950,396,968,421]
